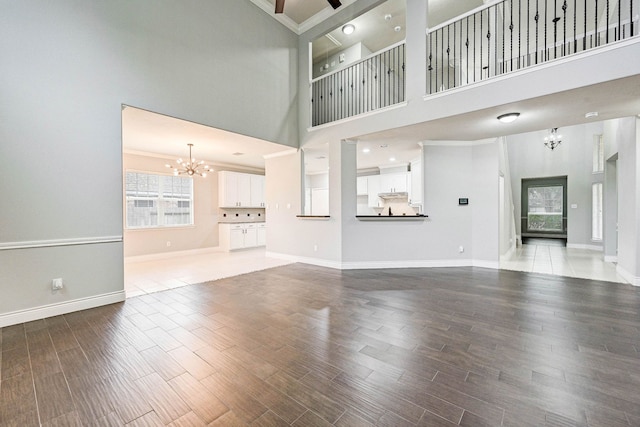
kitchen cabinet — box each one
[367,175,382,208]
[219,223,263,251]
[257,223,266,246]
[218,171,265,208]
[356,176,368,196]
[379,172,409,193]
[410,159,422,205]
[250,174,265,207]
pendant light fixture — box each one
[544,128,562,150]
[165,143,212,177]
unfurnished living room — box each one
[2,0,640,426]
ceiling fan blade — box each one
[327,0,342,9]
[275,0,284,14]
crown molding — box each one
[249,0,358,35]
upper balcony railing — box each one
[311,42,406,127]
[427,0,639,94]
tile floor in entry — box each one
[500,240,627,284]
[124,248,294,297]
[126,241,627,298]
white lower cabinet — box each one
[257,223,266,246]
[219,223,265,251]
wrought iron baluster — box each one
[474,13,478,80]
[510,0,514,71]
[518,0,521,68]
[574,0,577,52]
[584,0,587,50]
[453,21,457,88]
[527,0,530,66]
[595,0,598,46]
[535,0,540,63]
[553,0,559,59]
[467,16,470,83]
[447,24,451,89]
[606,0,609,43]
[563,0,567,56]
[617,0,621,40]
[435,30,439,92]
[487,8,491,78]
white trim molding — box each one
[0,291,126,328]
[616,265,640,287]
[265,251,343,269]
[604,255,618,263]
[566,243,604,251]
[0,236,123,251]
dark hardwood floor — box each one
[2,264,640,426]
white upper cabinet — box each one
[379,172,409,193]
[356,176,368,196]
[250,174,265,207]
[218,171,264,208]
[410,158,422,205]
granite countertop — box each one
[218,220,266,224]
[356,214,428,220]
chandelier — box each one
[544,128,562,150]
[165,144,212,177]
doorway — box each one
[521,176,568,243]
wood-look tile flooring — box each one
[2,264,640,426]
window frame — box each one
[592,182,603,242]
[125,170,195,230]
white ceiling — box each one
[122,106,294,171]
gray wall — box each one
[606,117,640,283]
[0,0,298,323]
[507,122,604,248]
[266,140,500,268]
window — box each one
[521,176,567,237]
[125,172,193,229]
[592,182,603,241]
[527,186,564,232]
[593,134,604,173]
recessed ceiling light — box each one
[585,111,599,118]
[342,24,355,35]
[384,14,392,21]
[394,26,402,32]
[362,148,371,153]
[380,144,388,148]
[232,152,244,156]
[389,157,396,162]
[497,112,520,123]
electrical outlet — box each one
[313,244,318,252]
[459,246,464,253]
[52,278,63,290]
[166,241,171,247]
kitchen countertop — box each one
[356,214,428,221]
[218,221,266,224]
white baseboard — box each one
[566,243,604,251]
[616,265,640,286]
[604,255,618,263]
[125,246,222,264]
[0,291,126,328]
[265,252,500,271]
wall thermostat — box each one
[459,198,469,205]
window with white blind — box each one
[125,172,193,229]
[592,182,603,241]
[592,135,604,173]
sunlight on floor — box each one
[500,243,627,284]
[124,248,293,297]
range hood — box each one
[378,192,408,199]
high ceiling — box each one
[122,1,640,175]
